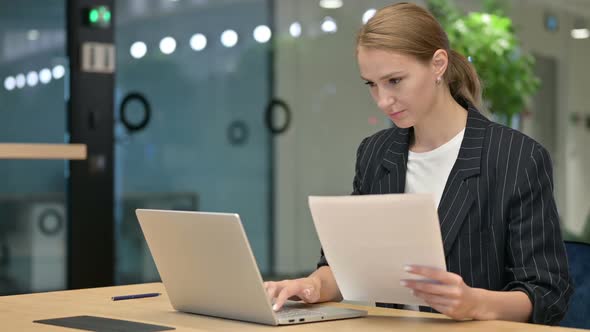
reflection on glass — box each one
[39,69,52,84]
[115,0,272,284]
[130,41,147,59]
[221,30,238,47]
[26,71,39,87]
[15,74,26,89]
[52,65,65,80]
[159,36,177,55]
[253,25,271,44]
[221,29,239,47]
[4,76,16,91]
[0,1,67,296]
[27,29,40,41]
[190,33,207,51]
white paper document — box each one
[308,193,447,306]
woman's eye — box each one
[389,78,402,85]
[364,81,375,87]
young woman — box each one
[265,2,572,325]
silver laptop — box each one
[136,209,367,326]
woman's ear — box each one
[431,49,448,79]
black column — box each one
[66,0,115,289]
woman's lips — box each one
[389,110,406,120]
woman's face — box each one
[357,46,440,128]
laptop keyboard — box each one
[276,308,326,318]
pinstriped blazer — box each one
[317,101,573,325]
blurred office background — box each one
[0,0,588,295]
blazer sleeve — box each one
[317,137,368,269]
[503,143,573,325]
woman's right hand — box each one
[263,276,322,311]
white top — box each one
[405,128,465,208]
[402,128,464,312]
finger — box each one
[307,287,320,303]
[264,280,282,290]
[405,265,462,285]
[299,287,318,303]
[263,281,273,291]
[402,279,459,297]
[273,287,298,311]
[412,290,458,307]
[266,285,279,302]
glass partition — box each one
[0,0,68,295]
[114,0,273,283]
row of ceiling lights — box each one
[3,65,65,92]
[3,8,378,92]
[129,9,377,59]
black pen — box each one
[111,292,161,301]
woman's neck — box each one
[410,93,468,153]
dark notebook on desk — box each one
[34,315,175,332]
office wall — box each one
[508,1,590,239]
[451,0,590,240]
[274,0,408,276]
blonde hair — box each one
[357,2,482,109]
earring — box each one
[435,77,442,85]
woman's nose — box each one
[377,94,395,110]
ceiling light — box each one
[319,0,342,9]
[52,65,65,80]
[362,9,376,24]
[190,33,207,51]
[571,28,589,39]
[39,68,52,84]
[289,22,302,38]
[15,74,26,89]
[253,25,272,43]
[130,41,147,59]
[321,17,338,33]
[26,71,39,87]
[221,30,238,48]
[4,76,16,91]
[159,37,177,54]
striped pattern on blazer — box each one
[317,102,573,325]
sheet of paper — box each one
[309,193,447,306]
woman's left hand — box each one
[401,265,489,321]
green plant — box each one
[427,0,540,127]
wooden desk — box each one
[0,283,581,331]
[0,143,86,160]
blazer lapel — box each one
[377,127,410,194]
[438,106,488,256]
[376,104,489,257]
